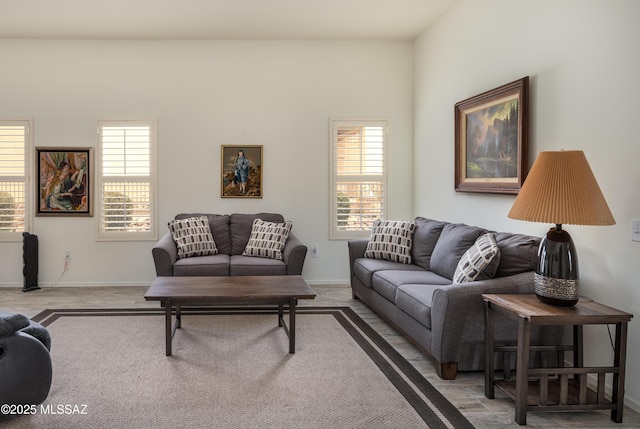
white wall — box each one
[0,40,414,286]
[414,0,640,411]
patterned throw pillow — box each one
[364,220,417,264]
[168,216,218,259]
[242,219,293,260]
[453,233,500,284]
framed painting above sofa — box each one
[221,145,262,198]
[454,77,529,195]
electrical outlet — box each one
[311,245,318,258]
[632,220,640,242]
[64,249,71,271]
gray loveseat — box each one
[153,213,307,277]
[348,217,562,380]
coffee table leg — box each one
[289,298,297,353]
[278,304,284,327]
[176,304,182,329]
[165,299,172,356]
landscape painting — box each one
[454,77,529,194]
[465,98,519,179]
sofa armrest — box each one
[347,239,369,278]
[429,272,537,364]
[152,232,178,276]
[283,232,307,275]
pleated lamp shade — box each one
[508,150,614,307]
[508,150,615,226]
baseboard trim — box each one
[0,278,351,288]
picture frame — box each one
[221,145,263,198]
[36,147,93,216]
[454,77,529,194]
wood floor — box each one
[3,284,639,429]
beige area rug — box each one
[2,307,474,429]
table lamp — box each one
[508,150,615,306]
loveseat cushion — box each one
[173,254,230,276]
[395,284,444,329]
[353,258,424,288]
[452,233,500,283]
[494,232,540,277]
[229,255,287,276]
[372,270,450,302]
[176,213,231,255]
[430,223,485,280]
[230,213,285,255]
[411,217,447,270]
[364,220,416,264]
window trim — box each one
[329,118,388,240]
[96,118,158,242]
[0,118,33,242]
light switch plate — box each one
[632,220,640,242]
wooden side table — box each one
[483,294,633,425]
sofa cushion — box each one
[230,213,285,255]
[365,220,416,264]
[372,270,450,303]
[242,219,292,260]
[229,255,287,276]
[176,213,231,255]
[173,254,230,276]
[411,217,447,271]
[395,284,444,329]
[453,233,501,283]
[353,258,424,288]
[430,223,485,280]
[168,216,218,259]
[494,232,540,277]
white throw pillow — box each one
[168,216,217,259]
[242,219,293,260]
[364,220,417,264]
[453,233,500,284]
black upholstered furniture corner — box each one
[0,311,52,406]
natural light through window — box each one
[97,120,157,241]
[0,121,30,240]
[330,119,387,239]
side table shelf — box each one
[483,294,633,426]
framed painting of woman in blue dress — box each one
[36,147,93,216]
[221,145,262,198]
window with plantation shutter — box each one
[97,119,157,241]
[0,119,31,241]
[330,119,387,239]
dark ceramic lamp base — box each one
[534,225,579,307]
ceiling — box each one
[0,0,458,41]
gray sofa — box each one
[348,217,563,380]
[153,213,307,276]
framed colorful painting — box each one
[36,147,93,216]
[454,77,529,194]
[221,145,263,198]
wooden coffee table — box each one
[144,275,316,356]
